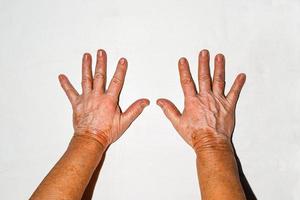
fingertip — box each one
[83,53,91,60]
[215,53,224,62]
[238,73,247,82]
[58,74,66,81]
[97,49,107,57]
[156,98,165,106]
[199,49,209,58]
[140,98,150,107]
[119,57,127,65]
[145,98,150,105]
[179,57,187,65]
[156,100,161,106]
[239,73,246,78]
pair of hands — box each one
[58,49,246,151]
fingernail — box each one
[98,49,103,57]
[239,73,246,80]
[156,100,162,106]
[145,99,150,105]
[142,100,150,107]
[83,53,88,60]
[216,54,223,62]
[179,57,186,64]
[120,58,126,64]
[200,50,208,57]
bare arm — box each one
[81,149,107,200]
[30,49,149,200]
[30,135,106,199]
[195,134,245,199]
[157,50,246,200]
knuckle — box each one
[182,77,193,85]
[135,104,144,113]
[214,74,224,82]
[199,75,211,82]
[230,89,240,98]
[81,76,92,83]
[232,90,239,96]
[65,88,73,94]
[111,76,122,85]
[94,72,105,79]
[214,79,225,87]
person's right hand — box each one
[58,49,149,148]
[157,50,246,152]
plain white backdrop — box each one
[0,0,300,199]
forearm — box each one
[30,135,107,200]
[81,149,107,200]
[194,132,246,200]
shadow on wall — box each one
[232,143,257,200]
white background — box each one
[0,0,299,199]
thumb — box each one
[156,98,181,129]
[121,98,150,130]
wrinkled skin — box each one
[59,50,149,147]
[157,49,246,150]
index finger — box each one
[178,57,197,97]
[106,58,127,99]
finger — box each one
[81,53,93,94]
[226,73,246,106]
[198,49,212,92]
[106,58,127,99]
[212,54,226,95]
[58,74,79,105]
[121,98,150,130]
[178,57,197,97]
[156,98,181,129]
[93,49,107,94]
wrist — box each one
[191,129,233,155]
[70,134,109,153]
[64,135,107,166]
[74,131,110,150]
[193,130,238,174]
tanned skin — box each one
[157,49,247,200]
[30,49,150,200]
[30,49,249,200]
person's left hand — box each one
[157,50,246,152]
[58,49,149,148]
